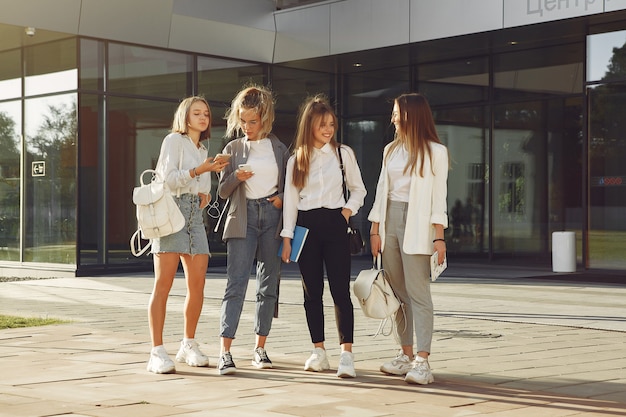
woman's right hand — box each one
[281,239,292,263]
[198,156,228,174]
[370,234,381,257]
[235,168,254,182]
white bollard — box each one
[552,231,576,273]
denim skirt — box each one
[151,193,210,256]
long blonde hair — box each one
[224,84,275,139]
[291,94,338,189]
[171,96,211,140]
[385,93,441,177]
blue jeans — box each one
[220,197,282,339]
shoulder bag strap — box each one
[177,143,183,198]
[337,145,348,203]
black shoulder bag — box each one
[337,146,364,255]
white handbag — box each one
[353,255,401,319]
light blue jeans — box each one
[220,197,282,339]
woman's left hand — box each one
[268,195,282,209]
[341,208,352,223]
[199,193,211,209]
[434,240,446,264]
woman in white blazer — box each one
[368,93,448,385]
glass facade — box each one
[587,29,626,269]
[0,100,20,261]
[1,17,626,274]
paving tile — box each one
[1,270,625,416]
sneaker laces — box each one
[413,358,431,373]
[255,347,269,362]
[391,351,409,365]
[153,347,170,361]
[339,352,353,366]
[188,341,205,357]
[221,352,234,366]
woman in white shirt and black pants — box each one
[281,94,366,378]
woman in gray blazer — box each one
[216,85,289,375]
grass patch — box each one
[0,315,67,329]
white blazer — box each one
[367,141,449,255]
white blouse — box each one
[155,132,211,195]
[244,137,279,199]
[387,145,411,202]
[281,143,366,238]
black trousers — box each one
[297,208,354,345]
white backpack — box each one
[130,169,184,256]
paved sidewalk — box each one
[0,260,625,416]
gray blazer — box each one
[217,134,290,241]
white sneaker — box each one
[404,356,434,385]
[147,346,176,374]
[175,339,209,367]
[336,351,356,378]
[380,351,412,375]
[304,347,330,372]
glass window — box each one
[197,57,265,104]
[0,49,21,100]
[344,67,409,117]
[493,98,583,257]
[24,94,77,263]
[433,106,489,253]
[78,94,102,265]
[25,38,77,96]
[108,44,192,99]
[272,66,334,113]
[588,83,626,269]
[494,43,583,102]
[587,30,626,83]
[80,38,104,91]
[344,114,392,246]
[272,66,334,146]
[417,57,489,106]
[0,100,21,261]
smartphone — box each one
[238,164,252,172]
[214,153,231,162]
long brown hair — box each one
[385,93,441,177]
[291,94,338,189]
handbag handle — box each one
[373,254,382,270]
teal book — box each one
[278,225,309,262]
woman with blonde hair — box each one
[147,96,229,374]
[368,93,449,385]
[281,94,366,378]
[217,85,289,375]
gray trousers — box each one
[381,200,433,353]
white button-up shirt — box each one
[281,143,366,238]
